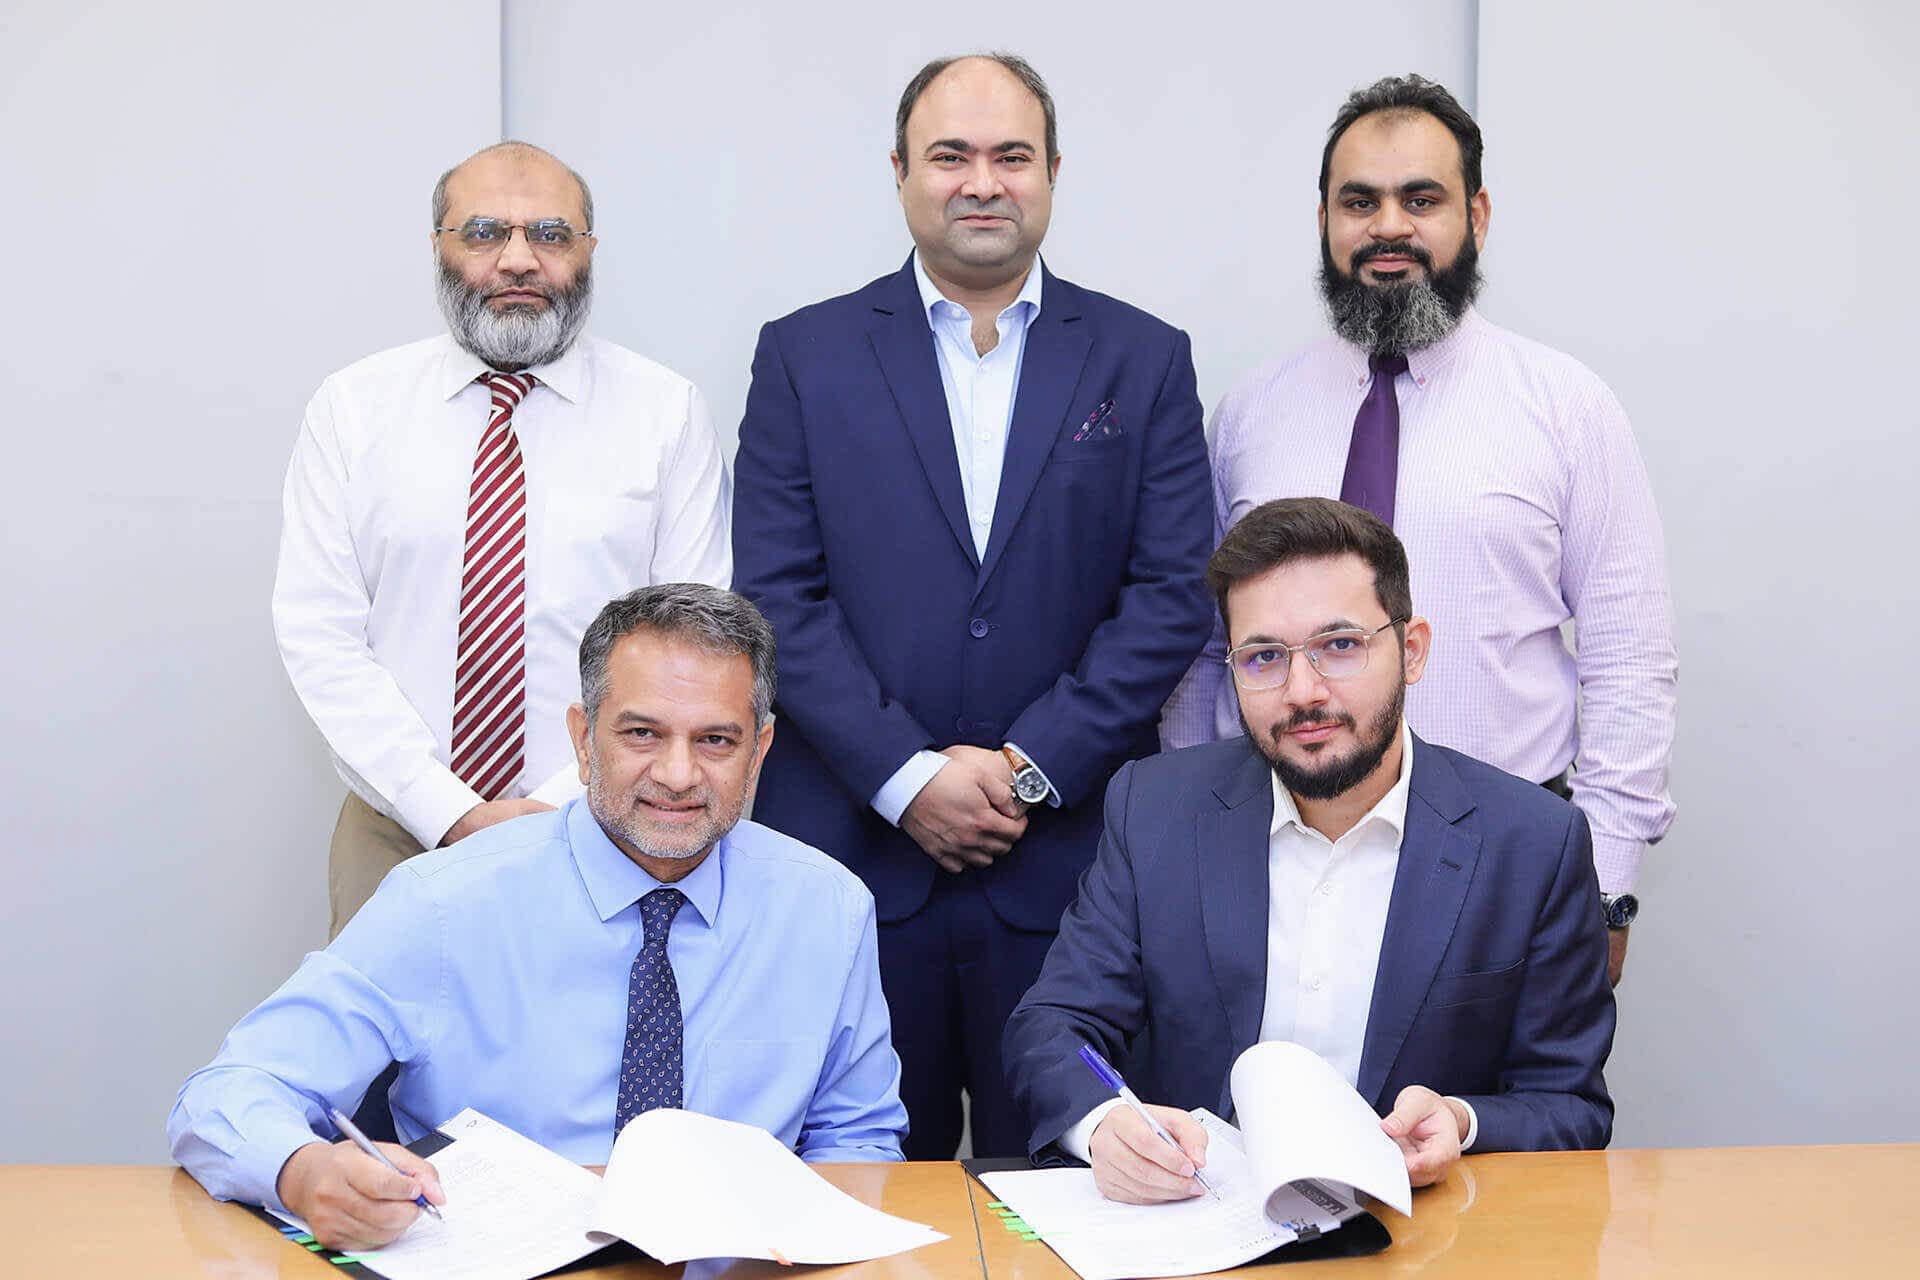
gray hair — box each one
[579,584,776,728]
[894,52,1058,174]
[431,140,596,230]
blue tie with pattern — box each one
[615,887,688,1135]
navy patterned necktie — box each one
[615,887,689,1135]
[1339,351,1410,526]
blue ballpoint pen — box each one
[328,1107,445,1222]
[1077,1044,1217,1195]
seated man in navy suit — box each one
[1005,498,1615,1202]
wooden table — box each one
[4,1146,1915,1278]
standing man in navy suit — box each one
[732,52,1214,1158]
[1005,499,1615,1200]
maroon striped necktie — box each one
[450,371,536,801]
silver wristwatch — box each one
[1002,745,1051,805]
[1601,892,1639,931]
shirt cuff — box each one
[1448,1096,1480,1152]
[1058,1098,1127,1164]
[870,751,949,827]
[240,1126,332,1217]
[390,766,484,849]
[1589,832,1646,896]
[525,761,585,809]
[1003,741,1063,808]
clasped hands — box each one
[900,745,1029,873]
[441,797,555,846]
[1088,1085,1467,1204]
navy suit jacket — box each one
[1005,734,1617,1155]
[731,259,1213,930]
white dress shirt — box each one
[1163,308,1676,892]
[273,333,732,847]
[1060,725,1477,1161]
[869,255,1054,824]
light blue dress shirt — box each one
[915,249,1043,559]
[868,254,1057,825]
[168,801,906,1212]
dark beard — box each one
[1318,229,1482,355]
[1242,676,1406,802]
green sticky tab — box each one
[292,1234,315,1244]
[332,1257,361,1265]
[1020,1232,1042,1241]
[305,1241,324,1251]
[987,1201,1007,1209]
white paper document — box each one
[343,1108,944,1280]
[597,1109,949,1265]
[346,1110,605,1280]
[980,1042,1412,1280]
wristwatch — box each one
[1600,892,1639,931]
[1002,745,1051,806]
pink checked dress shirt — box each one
[1162,309,1676,893]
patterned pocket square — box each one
[1072,398,1123,442]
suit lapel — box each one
[1199,745,1275,1115]
[867,261,978,568]
[976,267,1090,591]
[1356,737,1480,1107]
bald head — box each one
[894,52,1057,175]
[431,141,594,232]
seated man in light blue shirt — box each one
[169,583,907,1249]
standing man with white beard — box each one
[274,142,731,936]
[1162,77,1675,985]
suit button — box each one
[969,617,990,638]
[955,717,973,734]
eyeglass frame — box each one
[1223,616,1410,691]
[432,217,596,256]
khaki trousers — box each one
[328,792,425,939]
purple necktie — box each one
[1339,352,1409,527]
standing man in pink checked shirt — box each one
[274,142,731,937]
[1162,76,1674,985]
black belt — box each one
[1540,770,1572,800]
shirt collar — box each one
[1269,720,1415,846]
[1404,305,1480,384]
[911,249,1044,326]
[565,797,724,927]
[1334,305,1484,389]
[433,331,590,404]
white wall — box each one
[1479,0,1920,1146]
[1,0,1471,1165]
[10,0,1910,1165]
[502,0,1473,448]
[0,2,498,1161]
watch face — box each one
[1014,770,1050,804]
[1605,893,1640,929]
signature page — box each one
[345,1109,605,1280]
[978,1112,1347,1280]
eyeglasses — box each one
[434,217,592,256]
[1224,617,1408,691]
